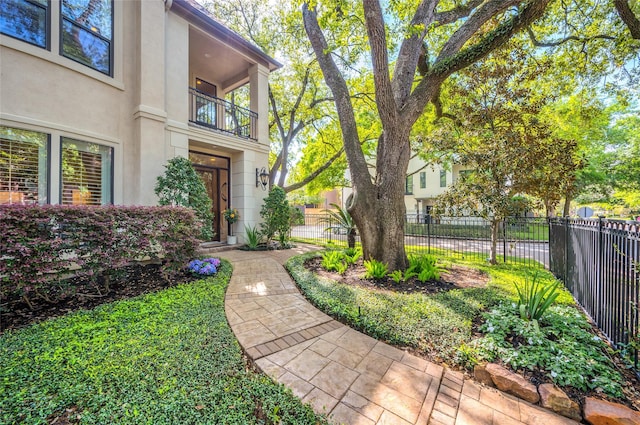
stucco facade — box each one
[0,0,280,243]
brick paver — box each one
[220,246,579,425]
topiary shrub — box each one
[155,157,213,240]
[259,186,291,247]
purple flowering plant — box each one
[188,257,221,276]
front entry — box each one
[189,151,230,242]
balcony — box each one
[188,87,258,141]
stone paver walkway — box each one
[220,246,578,425]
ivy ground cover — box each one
[287,251,635,404]
[0,261,325,425]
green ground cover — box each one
[286,251,625,398]
[0,261,325,425]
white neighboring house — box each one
[0,0,280,243]
[404,156,471,221]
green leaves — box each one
[0,263,325,424]
[259,186,292,247]
[154,157,213,241]
[363,259,388,279]
[514,272,561,321]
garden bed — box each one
[287,251,640,411]
[1,263,198,333]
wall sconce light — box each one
[256,167,269,190]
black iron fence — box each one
[291,214,549,267]
[291,213,639,369]
[189,87,257,140]
[549,217,639,370]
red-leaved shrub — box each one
[0,205,201,307]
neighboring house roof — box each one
[170,0,282,71]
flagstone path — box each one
[219,246,578,425]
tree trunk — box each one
[563,196,572,217]
[347,129,411,271]
[347,228,356,249]
[489,218,500,265]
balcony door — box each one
[189,151,229,242]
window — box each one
[0,126,49,205]
[60,0,112,75]
[405,175,413,194]
[440,170,447,187]
[0,0,49,48]
[61,138,112,205]
[419,172,426,189]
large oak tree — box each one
[303,0,554,270]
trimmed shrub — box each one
[0,205,200,307]
[155,157,214,240]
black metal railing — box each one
[549,217,639,370]
[188,87,257,140]
[290,214,549,267]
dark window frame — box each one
[59,0,113,76]
[0,0,51,50]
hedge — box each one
[0,205,201,306]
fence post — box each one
[564,217,569,282]
[427,214,431,254]
[596,216,604,324]
[503,218,507,263]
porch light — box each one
[256,167,269,190]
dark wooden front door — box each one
[189,152,230,242]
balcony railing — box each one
[189,87,258,141]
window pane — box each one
[61,0,111,39]
[440,170,446,187]
[405,175,413,194]
[61,138,112,205]
[0,126,49,205]
[61,19,110,74]
[420,172,426,189]
[0,0,47,48]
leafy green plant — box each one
[155,157,213,240]
[406,255,440,282]
[363,259,388,279]
[244,224,262,250]
[259,186,291,247]
[343,247,362,265]
[389,270,403,283]
[475,303,624,397]
[319,203,358,248]
[321,250,345,272]
[514,272,561,321]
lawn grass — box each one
[0,260,326,425]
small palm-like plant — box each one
[319,203,357,248]
[244,225,262,250]
[514,271,561,321]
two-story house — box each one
[0,0,280,243]
[404,156,470,221]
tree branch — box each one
[405,0,550,124]
[302,2,372,192]
[435,0,485,26]
[282,147,345,192]
[392,0,438,106]
[614,0,640,39]
[525,25,616,47]
[363,0,398,127]
[436,0,521,62]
